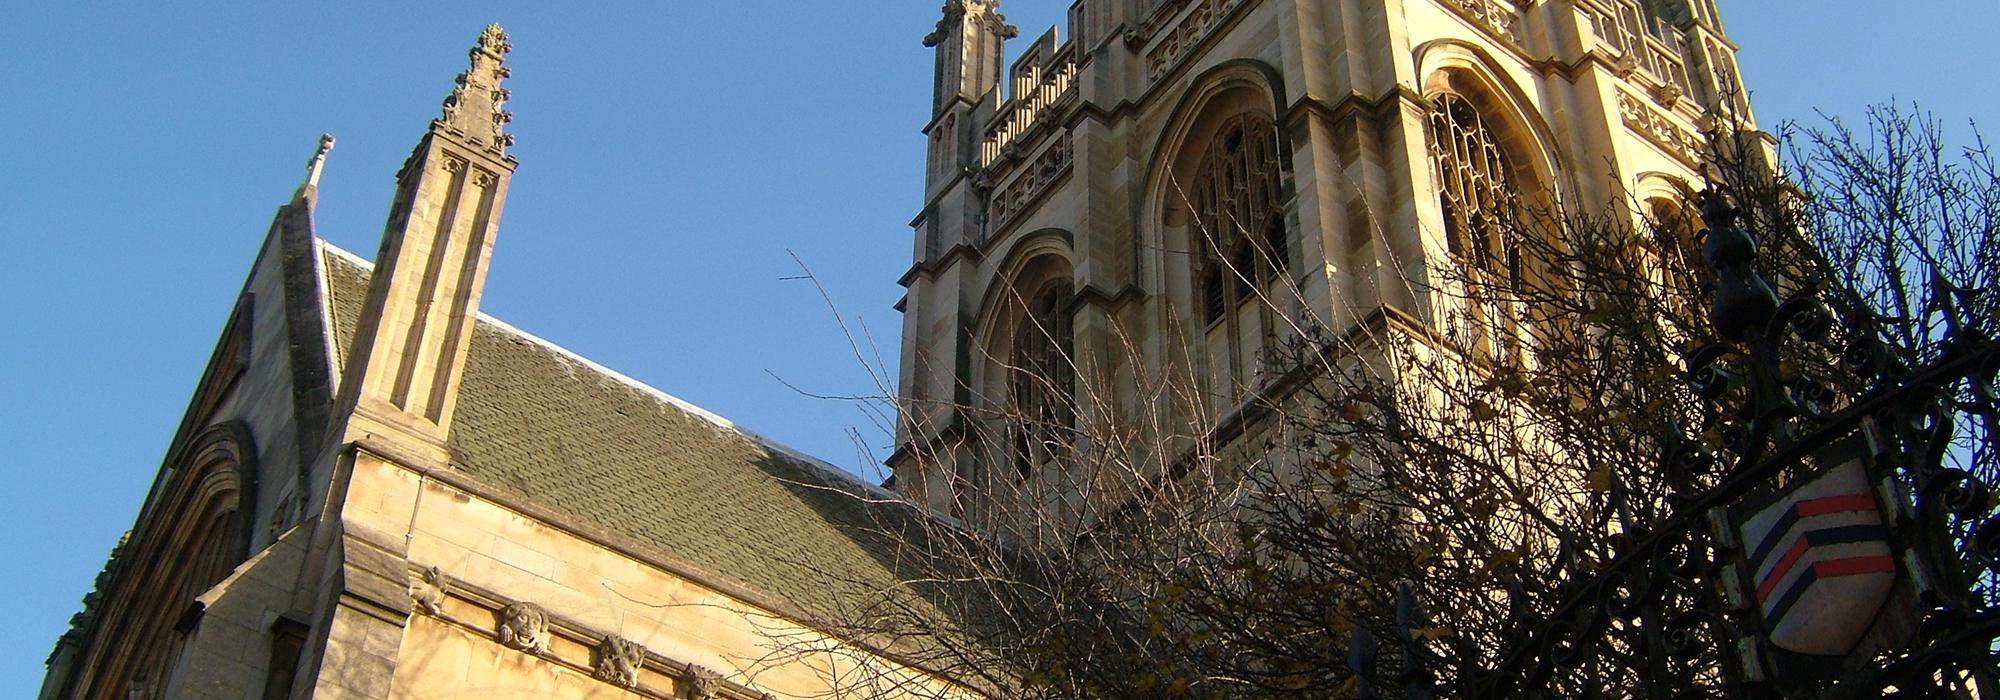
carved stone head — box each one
[494,602,550,654]
[683,665,722,699]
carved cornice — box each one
[1437,0,1526,46]
[1615,88,1704,168]
[989,134,1074,234]
[1140,0,1255,86]
[408,571,775,699]
[1133,0,1194,45]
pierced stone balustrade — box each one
[1576,0,1702,110]
[980,41,1078,167]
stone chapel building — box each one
[42,1,1755,698]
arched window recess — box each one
[1179,111,1290,405]
[1007,278,1076,479]
[1641,191,1711,331]
[1423,85,1555,363]
[1192,113,1289,326]
[68,422,257,700]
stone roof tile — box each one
[320,244,941,626]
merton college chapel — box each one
[43,1,1756,697]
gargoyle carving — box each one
[683,664,723,699]
[592,635,646,688]
[495,602,550,654]
[408,566,449,616]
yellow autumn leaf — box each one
[1700,427,1724,449]
[1413,542,1437,565]
[1412,625,1454,641]
[1471,400,1500,421]
[1341,403,1368,421]
[1587,465,1613,492]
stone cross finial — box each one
[436,23,514,153]
[305,133,335,188]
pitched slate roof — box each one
[319,243,943,628]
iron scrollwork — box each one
[1348,184,1999,697]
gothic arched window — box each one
[1008,280,1074,478]
[1426,86,1556,361]
[68,424,255,700]
[1190,112,1287,400]
[1645,195,1709,322]
[1428,92,1524,286]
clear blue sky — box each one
[1,2,1991,695]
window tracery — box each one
[1186,111,1287,402]
[1427,84,1561,363]
[1008,280,1074,478]
[1192,113,1287,325]
[1644,195,1710,322]
[1428,92,1524,287]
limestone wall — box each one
[338,452,959,700]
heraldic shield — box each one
[1737,451,1896,656]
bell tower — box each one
[888,0,1759,518]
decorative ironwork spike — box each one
[1698,187,1778,342]
[1349,624,1379,699]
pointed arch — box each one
[72,422,257,700]
[1141,59,1295,410]
[970,227,1075,344]
[1415,41,1570,362]
[967,232,1077,493]
[1633,171,1707,317]
[1413,39,1565,202]
[1139,59,1290,213]
[1633,171,1695,209]
[1634,171,1699,251]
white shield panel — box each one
[1738,458,1894,656]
